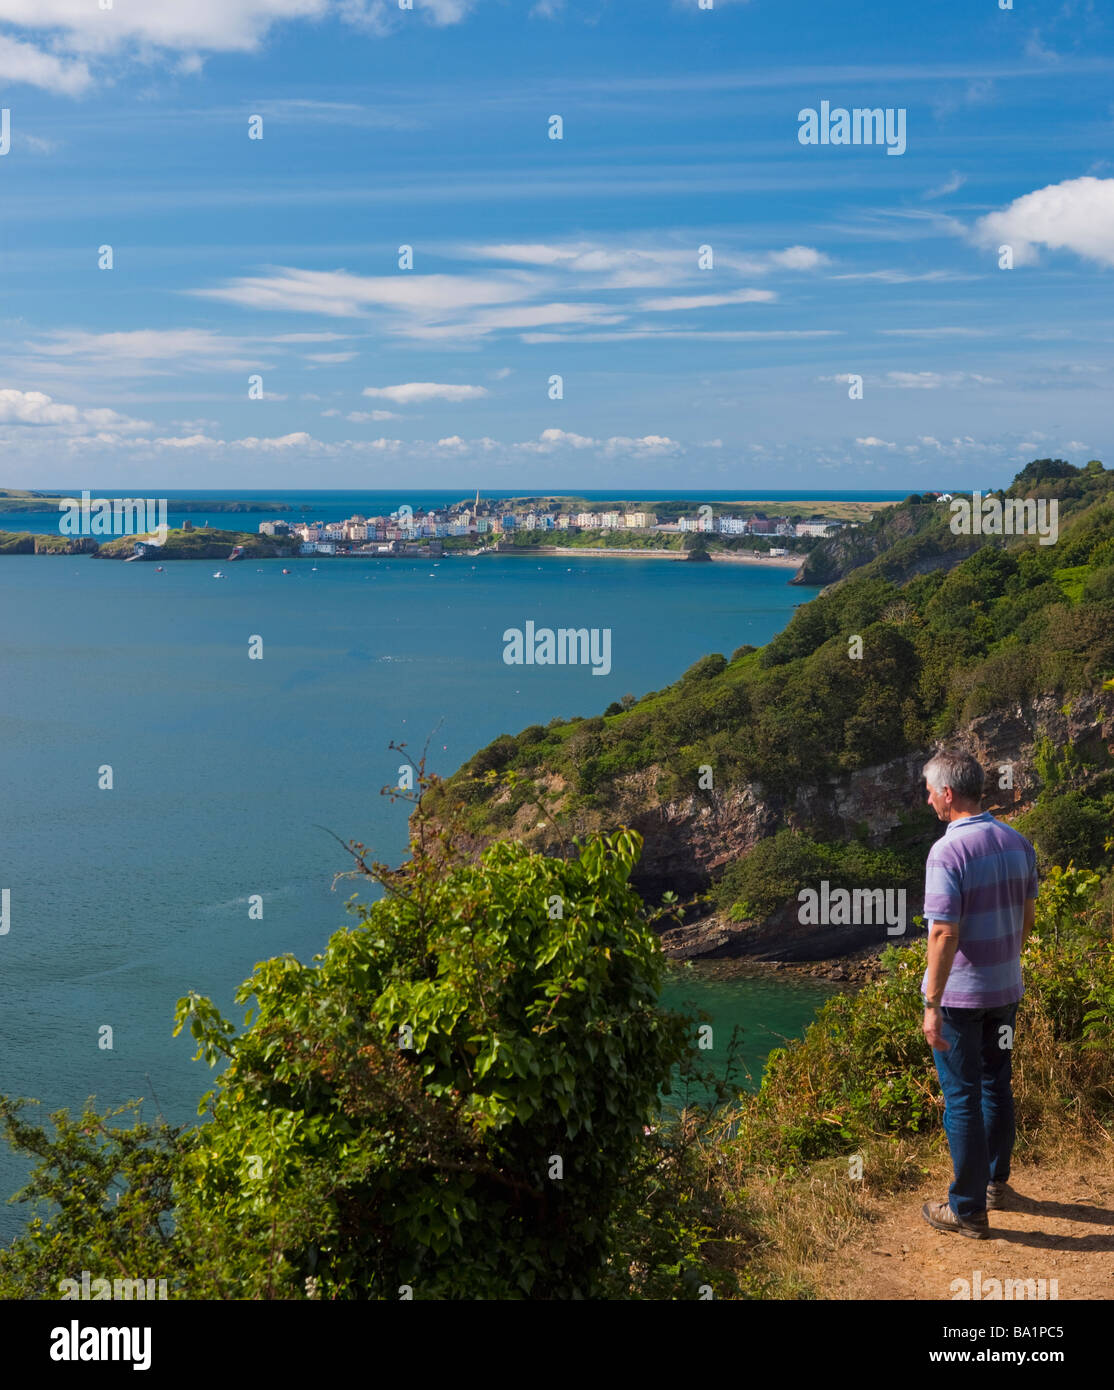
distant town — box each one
[249,492,880,559]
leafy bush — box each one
[1,825,698,1301]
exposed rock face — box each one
[449,688,1114,962]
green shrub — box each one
[1,827,695,1301]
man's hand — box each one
[923,1003,949,1051]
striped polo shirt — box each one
[920,811,1039,1008]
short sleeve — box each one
[924,852,962,924]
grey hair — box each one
[923,749,985,803]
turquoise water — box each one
[661,961,837,1107]
[0,550,821,1238]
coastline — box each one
[509,545,803,569]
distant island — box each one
[0,488,290,515]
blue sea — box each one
[0,544,835,1239]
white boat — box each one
[212,571,225,579]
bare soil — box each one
[811,1154,1114,1300]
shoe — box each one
[986,1181,1015,1210]
[921,1200,989,1239]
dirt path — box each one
[812,1157,1114,1300]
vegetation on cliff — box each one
[94,527,295,560]
[431,460,1114,925]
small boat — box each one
[212,571,225,579]
[281,568,291,575]
[228,545,245,562]
[155,566,164,573]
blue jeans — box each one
[931,1002,1018,1219]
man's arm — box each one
[923,919,960,1050]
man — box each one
[919,748,1038,1239]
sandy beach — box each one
[524,545,804,568]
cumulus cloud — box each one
[973,176,1114,267]
[855,436,896,448]
[0,387,149,433]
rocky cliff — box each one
[448,688,1114,962]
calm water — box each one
[0,550,824,1238]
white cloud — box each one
[155,433,223,448]
[0,387,149,433]
[537,428,595,449]
[305,351,358,363]
[338,0,477,32]
[855,436,896,448]
[884,371,999,389]
[0,0,330,53]
[973,177,1114,267]
[191,267,536,320]
[831,269,966,284]
[923,171,965,199]
[460,240,827,286]
[0,33,91,96]
[362,382,488,404]
[233,431,313,450]
[638,289,775,312]
[767,245,829,270]
[24,327,263,374]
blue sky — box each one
[0,0,1112,491]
